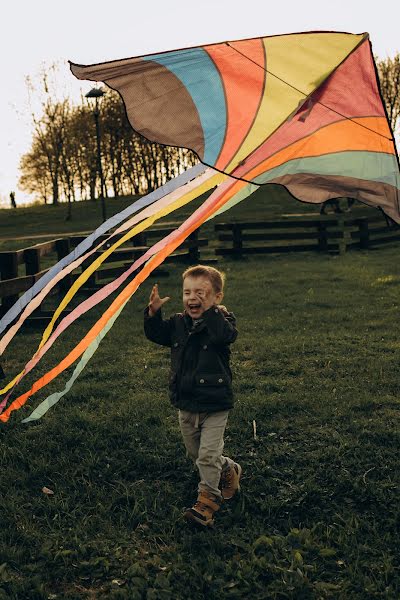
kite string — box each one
[226,41,393,142]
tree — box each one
[74,102,98,201]
[19,68,199,208]
[376,53,400,136]
[24,66,72,205]
[19,139,52,204]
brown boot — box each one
[220,463,242,500]
[184,490,221,527]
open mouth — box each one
[188,304,201,312]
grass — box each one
[0,196,140,251]
[0,183,375,251]
[0,191,399,598]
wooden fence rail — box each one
[214,214,400,257]
[72,228,208,290]
[1,214,399,323]
[0,226,208,320]
[0,239,70,317]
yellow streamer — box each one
[0,171,225,396]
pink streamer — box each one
[0,168,215,355]
[0,168,220,412]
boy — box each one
[144,265,241,527]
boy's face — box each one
[183,275,223,319]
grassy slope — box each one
[0,184,375,251]
[0,190,399,599]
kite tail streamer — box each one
[0,164,206,336]
[22,300,128,423]
[0,166,217,357]
[33,169,221,355]
[0,169,224,407]
[0,174,250,423]
[0,168,220,402]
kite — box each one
[1,30,399,423]
[70,31,400,219]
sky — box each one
[1,0,399,206]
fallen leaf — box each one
[42,487,54,495]
[337,560,345,567]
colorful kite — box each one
[1,31,399,423]
[70,31,400,220]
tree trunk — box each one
[66,193,72,221]
[52,179,59,205]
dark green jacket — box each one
[144,305,238,413]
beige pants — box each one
[178,409,236,499]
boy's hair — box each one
[182,265,225,294]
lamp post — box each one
[85,87,107,222]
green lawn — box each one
[0,191,399,598]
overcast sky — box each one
[1,0,399,205]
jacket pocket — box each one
[195,373,231,388]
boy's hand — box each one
[148,284,170,317]
[217,304,229,316]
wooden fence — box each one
[1,213,399,322]
[69,227,208,291]
[0,239,70,318]
[0,226,207,321]
[214,214,400,257]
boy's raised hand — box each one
[148,284,170,317]
[217,304,229,316]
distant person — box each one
[9,191,16,209]
[144,265,240,528]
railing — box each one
[0,239,70,317]
[1,214,399,322]
[214,214,400,257]
[0,227,208,320]
[69,227,208,290]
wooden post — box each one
[317,221,328,252]
[188,228,200,263]
[24,248,40,276]
[358,218,369,249]
[0,252,19,314]
[337,215,346,255]
[56,238,70,261]
[56,238,72,294]
[132,231,147,246]
[232,224,243,258]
